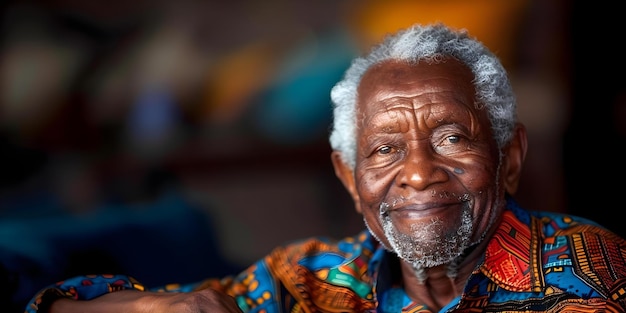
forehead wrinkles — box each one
[365,99,449,134]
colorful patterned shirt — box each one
[25,198,626,312]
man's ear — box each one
[502,123,528,195]
[331,151,363,214]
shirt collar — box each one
[480,199,541,292]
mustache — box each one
[379,192,472,216]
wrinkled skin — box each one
[331,57,527,310]
[50,288,243,313]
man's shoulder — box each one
[506,198,619,237]
[484,201,626,297]
[278,230,375,255]
[263,230,378,270]
[525,209,621,237]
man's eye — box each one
[446,135,460,144]
[378,146,392,155]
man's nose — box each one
[395,146,448,190]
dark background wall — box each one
[564,2,625,235]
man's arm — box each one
[24,274,241,313]
[48,289,242,313]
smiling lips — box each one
[381,200,462,219]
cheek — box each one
[455,156,499,190]
[356,169,394,206]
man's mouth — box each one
[380,201,461,219]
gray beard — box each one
[381,199,473,267]
[364,195,481,284]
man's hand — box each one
[49,289,243,313]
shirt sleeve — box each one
[24,274,146,313]
[22,270,248,312]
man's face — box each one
[352,58,503,268]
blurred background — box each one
[1,0,624,311]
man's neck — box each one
[399,241,486,311]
